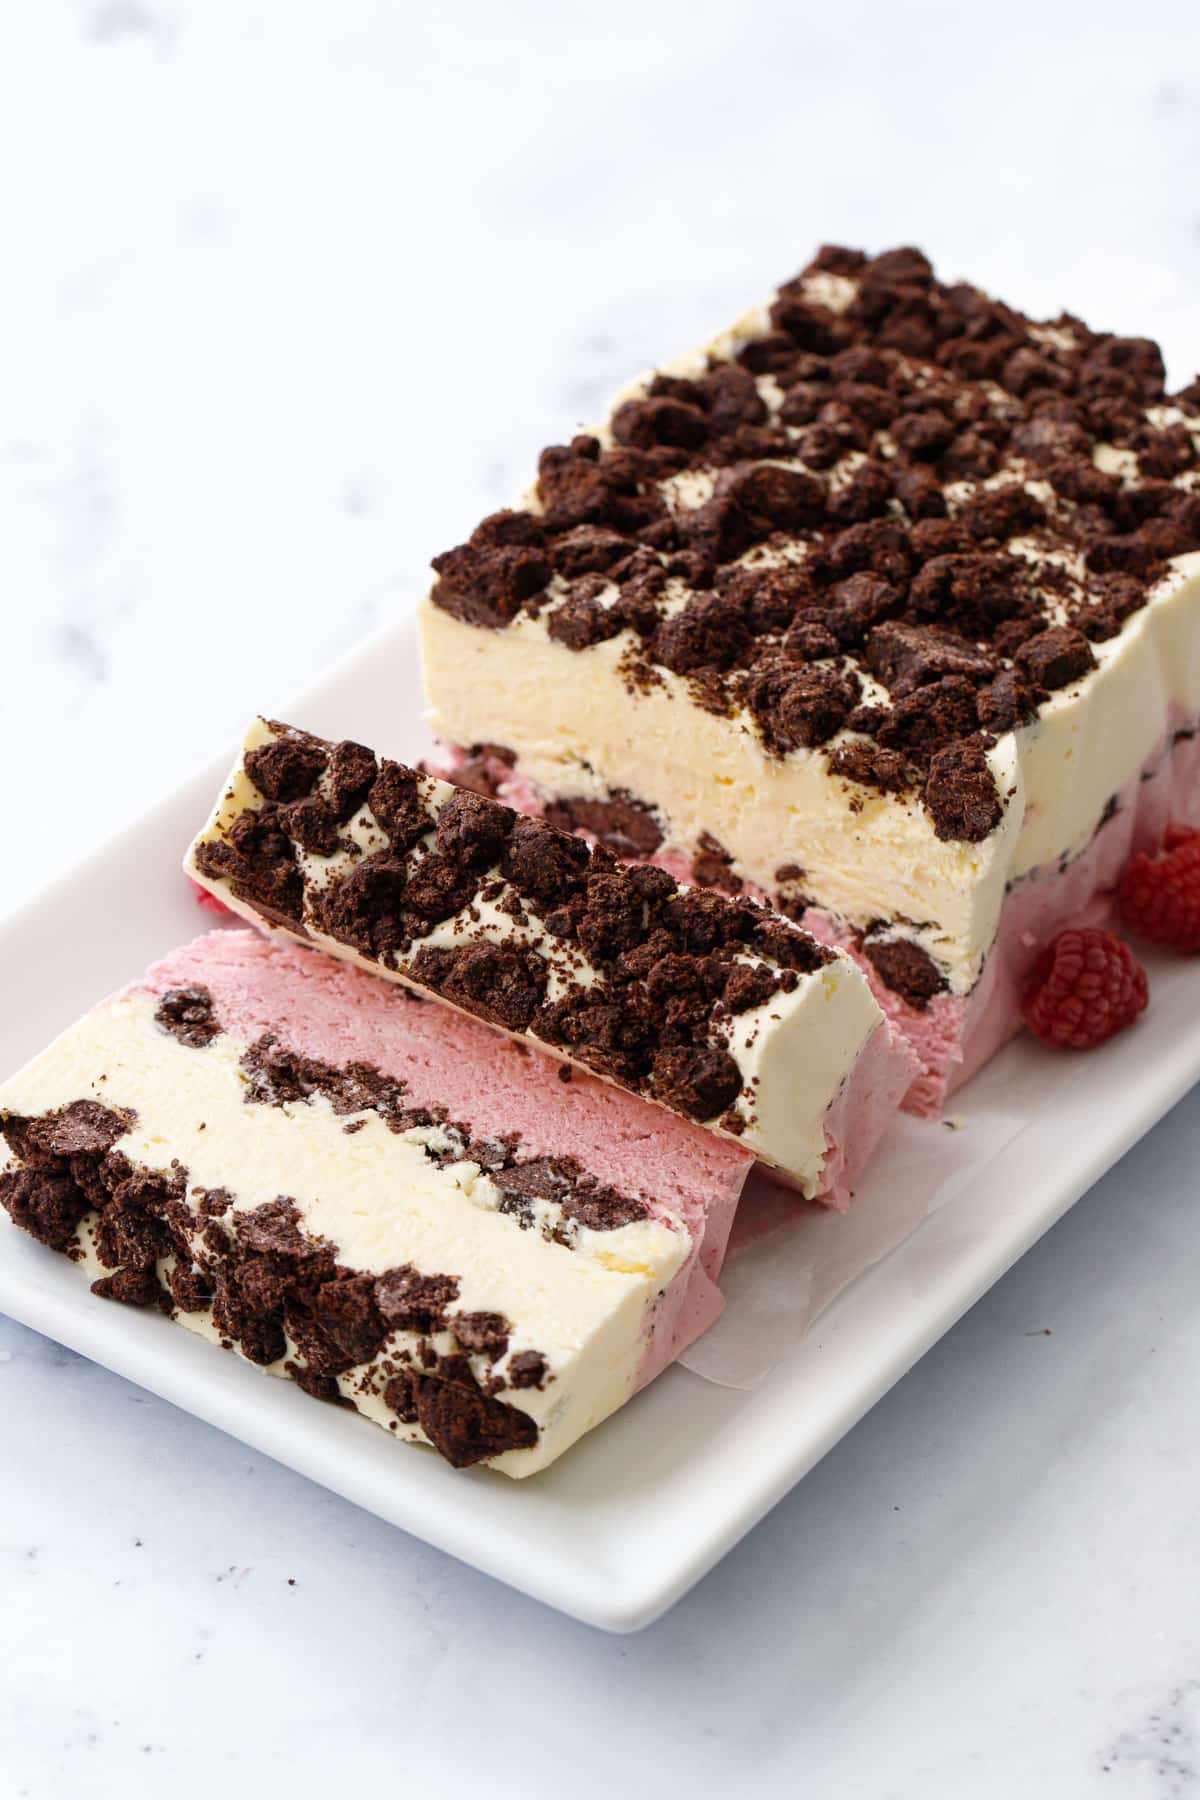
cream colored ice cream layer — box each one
[186,720,887,1194]
[418,257,1200,995]
[0,991,690,1476]
[420,554,1200,994]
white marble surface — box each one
[2,1,1200,1792]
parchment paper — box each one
[679,1051,1055,1389]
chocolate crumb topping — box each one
[924,739,1004,842]
[1014,625,1096,692]
[428,246,1200,841]
[245,732,328,803]
[327,739,379,820]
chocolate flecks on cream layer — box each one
[187,719,897,1191]
[0,1106,540,1468]
[153,981,656,1244]
[233,1031,653,1243]
[427,244,1200,844]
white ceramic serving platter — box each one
[3,617,1199,1633]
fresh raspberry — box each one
[1022,928,1148,1050]
[1118,828,1200,952]
[1163,822,1199,854]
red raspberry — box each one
[1022,928,1148,1050]
[1118,827,1200,952]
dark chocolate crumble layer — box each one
[0,1097,545,1469]
[193,722,836,1126]
[428,245,1200,843]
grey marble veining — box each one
[2,1,1200,1794]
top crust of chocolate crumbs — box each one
[428,245,1200,841]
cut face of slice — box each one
[0,931,754,1476]
[186,719,913,1195]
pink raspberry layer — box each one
[136,930,752,1389]
[431,714,1200,1118]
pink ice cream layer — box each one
[431,717,1200,1119]
[142,930,753,1389]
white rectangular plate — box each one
[3,618,1199,1632]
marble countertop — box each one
[3,2,1200,1793]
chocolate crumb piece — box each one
[865,621,995,698]
[235,1197,326,1260]
[975,669,1037,732]
[169,1258,213,1313]
[431,510,551,629]
[452,1311,511,1357]
[547,581,623,651]
[367,761,431,851]
[507,1350,548,1390]
[326,739,379,820]
[434,787,513,870]
[692,831,743,894]
[314,853,410,957]
[1014,625,1096,692]
[193,809,305,926]
[409,942,548,1032]
[91,1266,166,1309]
[723,962,781,1013]
[313,1274,387,1367]
[1,1099,133,1167]
[652,593,751,675]
[383,1368,420,1423]
[924,739,1003,842]
[561,1182,649,1231]
[864,937,948,1010]
[278,793,340,857]
[374,1266,460,1335]
[828,741,911,795]
[154,986,222,1049]
[414,1368,538,1468]
[244,733,328,803]
[544,790,663,857]
[285,1362,354,1408]
[745,658,859,753]
[502,815,590,902]
[556,1064,573,1084]
[0,1165,90,1252]
[651,1044,743,1120]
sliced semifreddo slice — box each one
[185,718,915,1197]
